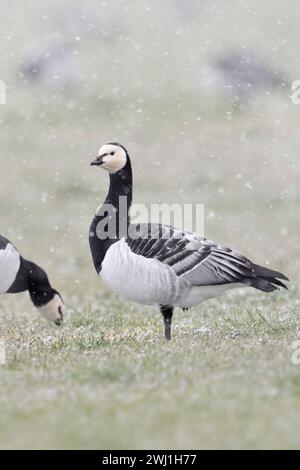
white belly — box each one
[100,239,185,306]
[0,243,20,294]
[176,283,243,307]
[100,240,244,309]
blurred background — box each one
[1,0,299,288]
[0,0,299,449]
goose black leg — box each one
[160,305,174,340]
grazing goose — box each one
[0,234,63,325]
[89,143,288,340]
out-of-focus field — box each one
[0,0,299,449]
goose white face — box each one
[38,293,63,325]
[92,144,127,174]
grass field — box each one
[0,0,299,449]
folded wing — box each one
[126,224,288,292]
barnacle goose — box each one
[0,234,63,325]
[89,143,288,340]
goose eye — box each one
[110,152,115,156]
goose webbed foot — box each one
[160,305,174,340]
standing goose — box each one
[89,143,288,340]
[0,234,63,325]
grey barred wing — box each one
[182,245,254,286]
[125,224,288,290]
[126,223,212,280]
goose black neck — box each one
[105,158,133,209]
[8,258,54,307]
[89,157,133,273]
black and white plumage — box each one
[89,143,288,340]
[0,234,63,325]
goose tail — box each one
[243,263,289,292]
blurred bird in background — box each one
[201,49,287,107]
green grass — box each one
[0,0,300,449]
[0,289,299,449]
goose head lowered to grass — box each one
[0,234,63,325]
[89,143,288,340]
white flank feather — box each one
[100,239,188,306]
[0,243,21,294]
